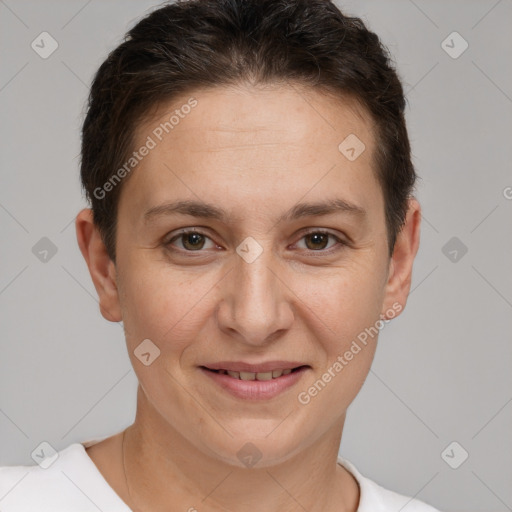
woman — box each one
[0,0,441,510]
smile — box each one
[210,368,295,380]
[200,364,309,400]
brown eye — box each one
[294,230,347,255]
[304,232,330,250]
[296,230,343,252]
[181,232,206,250]
[166,230,215,252]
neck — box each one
[121,385,359,512]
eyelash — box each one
[164,228,348,256]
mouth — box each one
[201,366,307,381]
[199,362,310,400]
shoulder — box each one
[0,441,130,512]
[338,457,442,512]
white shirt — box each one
[0,437,441,511]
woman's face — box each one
[106,85,414,466]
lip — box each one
[203,361,305,373]
[200,363,309,400]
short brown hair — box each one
[80,0,417,262]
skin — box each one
[76,84,421,512]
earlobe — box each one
[380,197,421,319]
[75,208,122,323]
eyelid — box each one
[164,227,349,254]
[292,228,348,253]
[165,227,219,251]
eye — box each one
[294,230,346,253]
[164,228,347,255]
[165,229,217,252]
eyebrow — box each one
[143,198,367,225]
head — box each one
[77,0,421,467]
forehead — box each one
[138,84,374,154]
[121,84,381,223]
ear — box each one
[380,197,421,319]
[75,208,122,322]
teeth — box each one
[256,371,273,381]
[217,368,298,380]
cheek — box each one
[291,257,385,405]
[294,271,382,421]
[294,258,386,346]
[118,256,218,354]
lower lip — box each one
[200,367,309,400]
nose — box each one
[216,246,294,347]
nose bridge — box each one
[219,241,292,344]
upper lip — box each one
[202,361,307,373]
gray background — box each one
[1,1,511,510]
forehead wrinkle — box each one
[189,141,304,152]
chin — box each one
[195,419,314,469]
